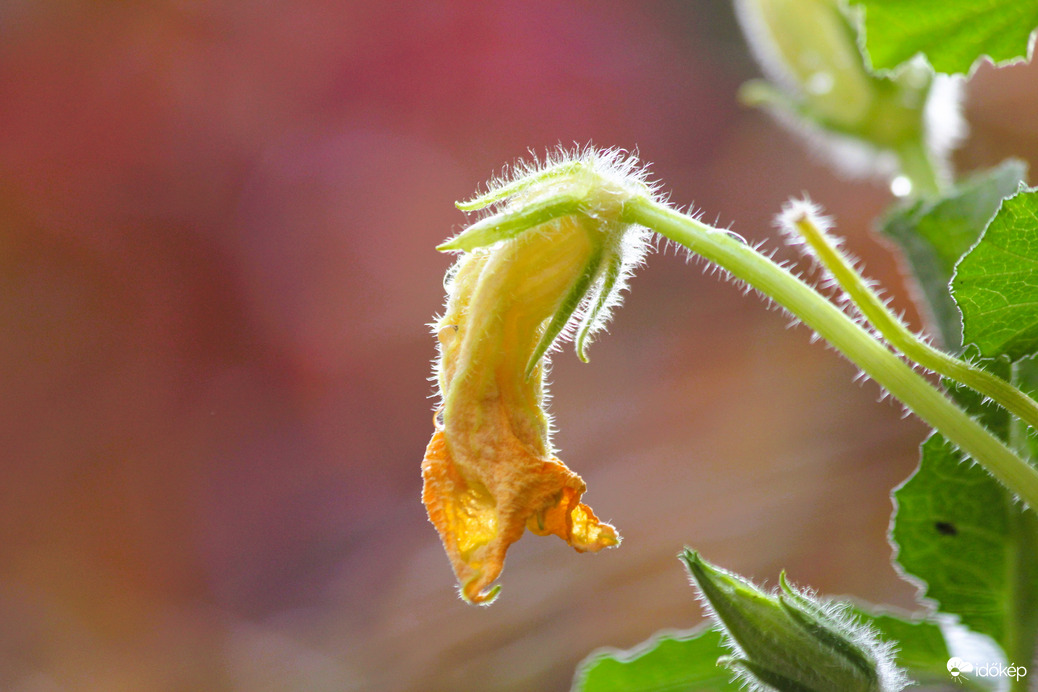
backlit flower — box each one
[422,149,652,604]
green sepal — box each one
[455,161,587,211]
[730,658,817,692]
[575,248,623,363]
[777,575,879,687]
[437,194,583,252]
[525,240,605,379]
[738,79,799,112]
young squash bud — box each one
[682,550,908,692]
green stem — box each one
[1007,508,1038,692]
[789,213,1038,434]
[1006,367,1038,692]
[895,137,943,198]
[622,197,1038,510]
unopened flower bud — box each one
[682,549,907,691]
[735,0,963,195]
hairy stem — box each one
[789,212,1038,434]
[622,197,1038,510]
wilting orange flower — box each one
[422,150,652,604]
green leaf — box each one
[952,188,1038,361]
[572,626,738,692]
[849,0,1038,75]
[891,433,1038,669]
[857,610,988,690]
[878,160,1027,351]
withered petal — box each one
[422,430,618,604]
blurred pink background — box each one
[1,2,1036,690]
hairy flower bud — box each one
[735,0,963,195]
[422,149,653,604]
[682,550,908,692]
[739,0,876,129]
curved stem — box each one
[622,197,1038,510]
[788,212,1038,434]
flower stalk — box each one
[783,203,1038,433]
[620,196,1038,509]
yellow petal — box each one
[422,426,619,604]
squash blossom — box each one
[422,150,652,604]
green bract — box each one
[681,550,906,692]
